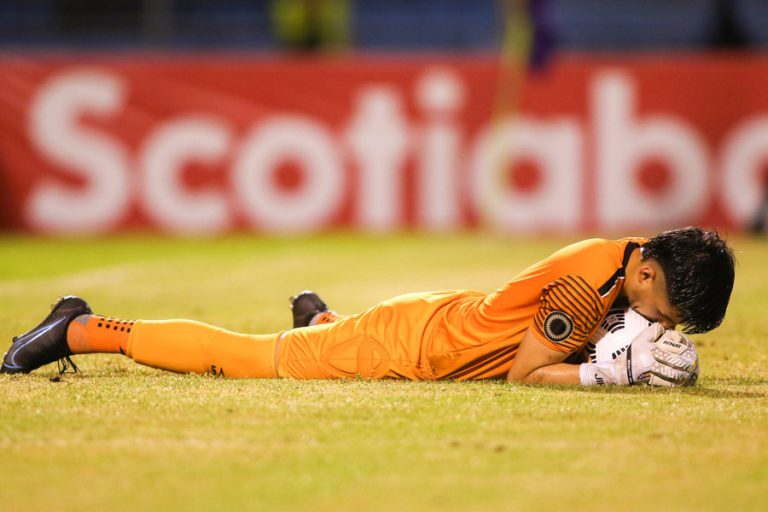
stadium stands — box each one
[1,0,766,51]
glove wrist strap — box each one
[579,362,619,386]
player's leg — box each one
[279,290,480,380]
[2,292,417,379]
[1,296,279,377]
[284,290,425,379]
[72,315,280,378]
[3,291,460,380]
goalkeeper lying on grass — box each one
[2,227,734,387]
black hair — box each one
[642,226,735,334]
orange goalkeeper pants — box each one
[124,291,483,380]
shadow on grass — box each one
[682,387,767,399]
[4,371,767,399]
[536,380,768,399]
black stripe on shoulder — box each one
[597,269,623,297]
[597,242,640,297]
[622,241,639,267]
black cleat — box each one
[289,290,330,328]
[1,296,92,374]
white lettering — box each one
[595,72,710,230]
[415,68,464,230]
[346,87,410,231]
[139,116,231,234]
[469,117,582,232]
[27,70,130,233]
[720,116,768,226]
[233,116,344,232]
[19,65,766,236]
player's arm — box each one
[506,274,603,385]
[506,327,580,384]
[508,322,700,386]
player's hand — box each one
[647,330,700,387]
[612,323,665,385]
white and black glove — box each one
[646,329,700,387]
[579,324,700,387]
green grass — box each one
[0,233,766,512]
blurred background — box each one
[1,0,768,236]
[1,0,765,51]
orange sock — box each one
[125,320,279,377]
[67,315,134,354]
[68,315,280,378]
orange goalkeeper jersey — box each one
[275,237,647,381]
[423,237,647,380]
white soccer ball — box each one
[585,307,652,363]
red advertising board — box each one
[1,53,767,234]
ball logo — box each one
[662,339,683,348]
[544,311,574,343]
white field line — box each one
[0,263,145,296]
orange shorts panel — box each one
[275,291,482,380]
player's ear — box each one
[637,262,657,285]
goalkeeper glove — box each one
[646,329,700,387]
[579,323,699,387]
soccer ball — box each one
[585,307,652,363]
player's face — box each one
[627,262,683,330]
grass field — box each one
[0,233,766,512]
